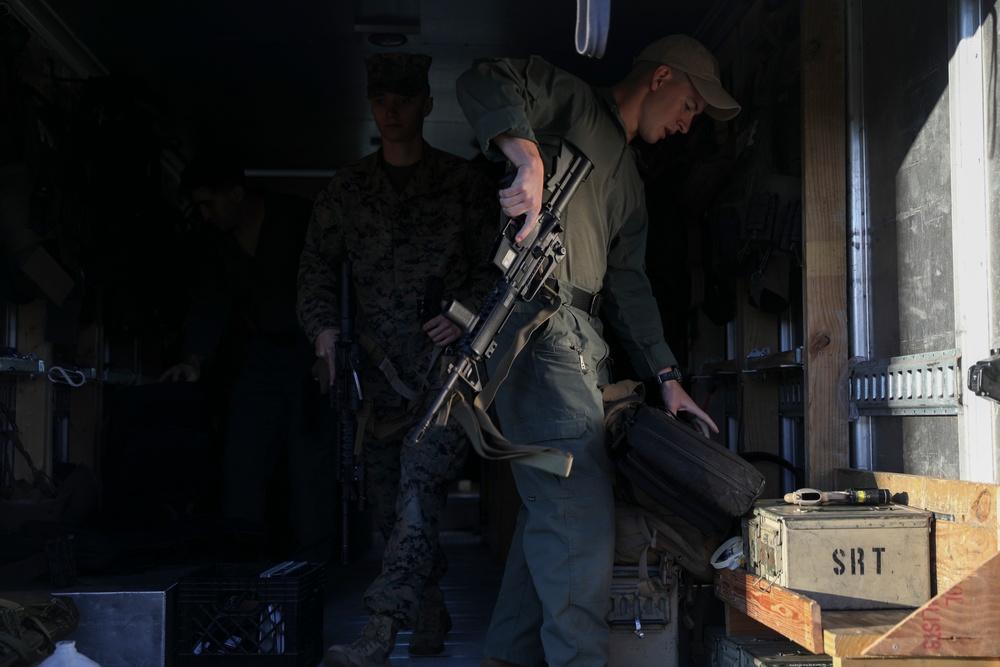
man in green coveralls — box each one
[296,53,499,667]
[455,35,739,667]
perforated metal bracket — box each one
[850,349,963,416]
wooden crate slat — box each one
[715,567,824,653]
[864,551,1000,658]
[836,469,999,590]
[834,659,1000,667]
[822,609,910,657]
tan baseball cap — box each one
[636,35,740,121]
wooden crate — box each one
[715,470,1000,666]
[746,501,933,610]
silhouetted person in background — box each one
[162,154,336,562]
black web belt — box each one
[547,279,603,317]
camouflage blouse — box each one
[297,143,499,400]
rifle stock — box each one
[337,260,366,564]
[407,140,593,447]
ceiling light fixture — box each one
[368,32,407,47]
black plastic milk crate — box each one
[174,562,325,667]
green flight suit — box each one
[457,56,680,667]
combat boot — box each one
[324,615,399,667]
[408,601,453,655]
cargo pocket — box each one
[502,409,587,447]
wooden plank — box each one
[715,567,824,653]
[725,606,785,638]
[822,609,910,657]
[864,551,1000,658]
[835,658,1000,667]
[935,521,996,590]
[696,358,739,377]
[835,470,998,533]
[801,0,849,490]
[836,469,999,588]
[745,348,802,371]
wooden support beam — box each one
[715,567,824,653]
[836,469,999,589]
[725,606,785,639]
[834,659,1000,667]
[822,609,912,657]
[801,0,849,489]
[720,471,1000,663]
[864,551,1000,658]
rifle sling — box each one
[350,286,575,478]
[357,333,432,403]
[452,284,574,478]
[354,334,448,441]
[360,400,422,442]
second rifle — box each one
[337,259,366,564]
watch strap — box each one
[656,368,682,384]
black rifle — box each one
[337,260,366,564]
[407,140,593,447]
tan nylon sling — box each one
[446,285,574,478]
[353,333,442,449]
[350,285,575,478]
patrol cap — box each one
[635,35,740,121]
[365,52,432,97]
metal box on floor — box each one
[745,501,933,610]
[607,563,679,667]
[56,571,181,667]
[697,625,728,667]
[716,637,791,667]
[741,641,832,667]
[716,636,831,667]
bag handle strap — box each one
[0,630,39,662]
[601,379,645,428]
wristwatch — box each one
[655,368,683,384]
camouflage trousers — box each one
[360,390,469,628]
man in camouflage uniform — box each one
[297,53,499,667]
